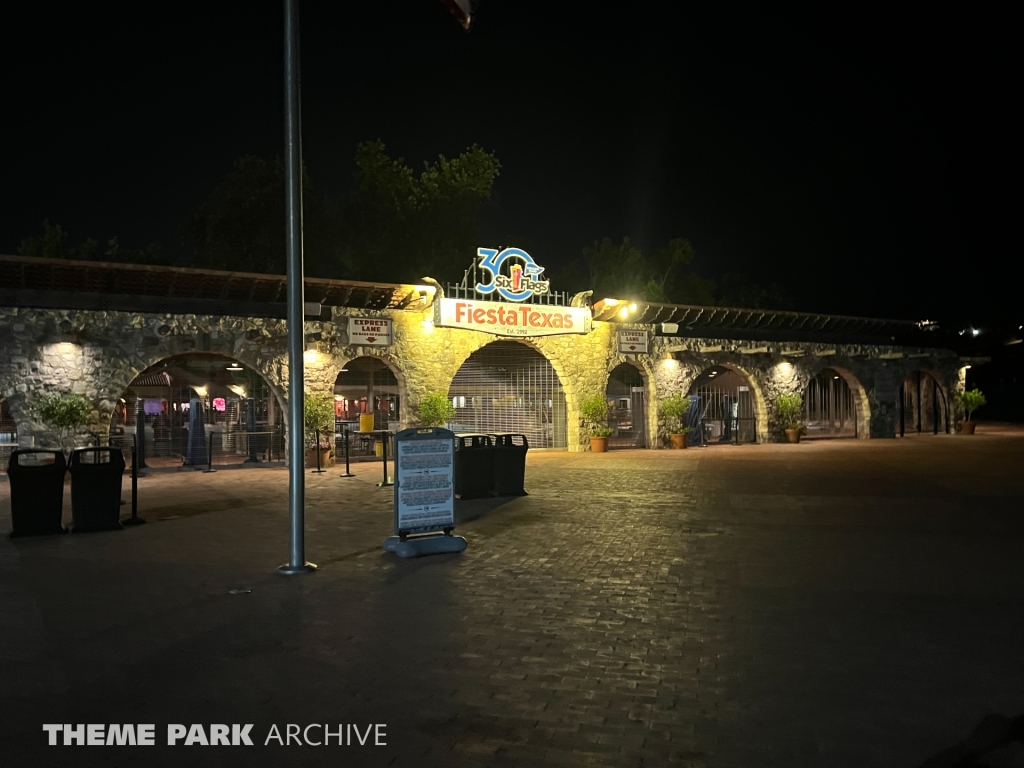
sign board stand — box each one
[382,427,467,559]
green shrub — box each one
[34,392,92,449]
[776,392,803,431]
[419,392,455,427]
[304,392,334,448]
[958,388,986,421]
[660,394,691,434]
[580,394,610,438]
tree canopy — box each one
[334,140,501,283]
[18,141,793,310]
[186,155,312,275]
[555,236,717,306]
[19,220,166,266]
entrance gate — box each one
[804,368,857,438]
[899,371,949,435]
[687,368,757,445]
[606,364,646,449]
[448,342,567,449]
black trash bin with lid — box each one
[7,450,67,537]
[68,447,125,532]
[490,433,529,497]
[453,433,495,500]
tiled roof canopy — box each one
[0,255,429,311]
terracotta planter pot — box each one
[305,447,333,468]
[961,421,977,435]
[669,434,687,449]
[785,429,801,444]
[589,436,609,453]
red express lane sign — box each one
[349,317,393,346]
[617,329,649,353]
[435,298,591,337]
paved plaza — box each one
[2,430,1023,767]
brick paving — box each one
[1,433,1023,767]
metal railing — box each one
[109,425,286,467]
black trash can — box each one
[491,433,529,497]
[454,433,494,500]
[68,447,125,532]
[7,450,67,537]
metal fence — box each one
[804,370,857,438]
[108,425,286,467]
[447,341,568,449]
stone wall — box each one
[0,303,966,451]
[647,336,964,441]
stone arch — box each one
[604,358,657,449]
[106,351,285,427]
[333,353,409,430]
[683,360,770,444]
[106,352,289,464]
[805,364,871,439]
[657,347,773,444]
[447,339,570,449]
[900,368,951,435]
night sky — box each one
[1,2,1012,327]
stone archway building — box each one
[0,254,970,451]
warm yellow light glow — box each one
[660,357,678,368]
[422,317,435,333]
[56,342,77,354]
[619,306,629,319]
[193,386,208,398]
[629,303,637,312]
[778,362,793,373]
[303,349,320,363]
[228,385,246,397]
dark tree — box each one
[184,156,328,275]
[19,220,166,265]
[334,141,501,284]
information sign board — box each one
[393,427,455,535]
[617,329,649,353]
[349,317,393,346]
[434,297,590,337]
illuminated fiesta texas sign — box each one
[434,247,592,337]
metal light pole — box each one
[279,0,315,576]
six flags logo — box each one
[475,248,550,302]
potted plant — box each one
[776,392,804,443]
[958,388,986,434]
[418,392,456,427]
[660,393,692,448]
[580,394,612,452]
[303,392,335,467]
[34,392,93,452]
